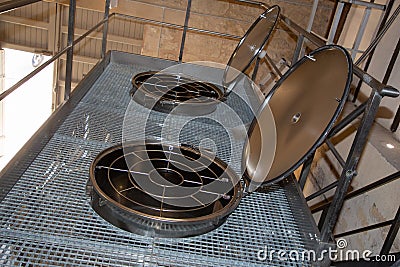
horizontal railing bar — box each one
[339,0,386,10]
[353,67,400,97]
[73,16,110,45]
[115,13,241,40]
[0,16,110,102]
[230,0,328,48]
[328,101,367,138]
[306,181,339,201]
[311,171,400,213]
[326,139,346,167]
[280,15,326,47]
[232,0,268,9]
[264,53,283,77]
[335,219,394,238]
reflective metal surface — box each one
[223,5,280,92]
[88,141,242,238]
[243,103,276,188]
[244,45,352,186]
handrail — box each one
[115,13,241,40]
[0,8,245,102]
[311,171,400,213]
[0,15,111,102]
[339,0,386,10]
[178,0,192,62]
[3,0,397,103]
[334,219,394,238]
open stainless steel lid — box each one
[222,5,280,94]
[243,45,353,187]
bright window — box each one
[0,48,53,171]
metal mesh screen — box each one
[0,57,321,266]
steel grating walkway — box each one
[0,52,321,266]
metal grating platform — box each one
[0,52,321,266]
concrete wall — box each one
[128,0,335,69]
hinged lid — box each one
[222,5,280,95]
[243,45,353,188]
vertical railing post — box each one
[251,57,261,81]
[178,0,192,62]
[320,90,383,242]
[327,2,345,44]
[101,0,111,59]
[0,49,5,157]
[64,0,76,101]
[354,4,400,66]
[391,105,400,132]
[380,205,400,255]
[350,6,371,60]
[292,0,319,63]
[298,152,315,190]
[352,0,395,102]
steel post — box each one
[298,152,315,190]
[352,0,395,102]
[101,0,111,59]
[327,2,345,44]
[381,205,400,255]
[351,6,371,60]
[292,0,319,63]
[178,0,192,62]
[64,0,77,101]
[320,90,383,242]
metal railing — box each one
[0,0,109,102]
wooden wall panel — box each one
[0,21,48,50]
[0,1,50,51]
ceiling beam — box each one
[0,14,48,29]
[0,0,42,14]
